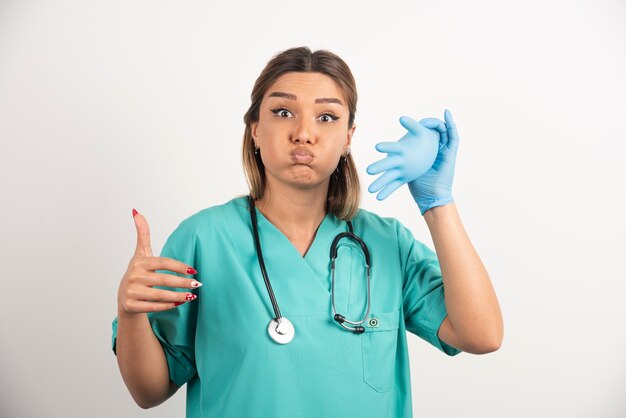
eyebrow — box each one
[267,91,343,105]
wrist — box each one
[417,196,454,216]
[117,305,145,320]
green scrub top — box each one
[112,195,461,417]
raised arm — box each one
[424,203,503,354]
[367,110,503,353]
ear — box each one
[345,123,355,151]
[251,122,258,141]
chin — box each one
[287,173,324,188]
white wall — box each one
[1,0,624,416]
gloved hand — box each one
[366,109,460,215]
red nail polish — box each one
[185,293,197,301]
[187,267,197,274]
[175,302,184,306]
[132,208,138,217]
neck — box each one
[254,184,328,239]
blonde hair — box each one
[242,46,360,221]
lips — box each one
[290,147,314,164]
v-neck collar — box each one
[242,196,349,298]
[253,205,331,259]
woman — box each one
[113,46,503,417]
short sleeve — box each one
[111,218,199,386]
[397,221,462,356]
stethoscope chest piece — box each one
[268,317,295,344]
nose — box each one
[291,116,316,144]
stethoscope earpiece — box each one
[333,313,345,323]
[334,314,365,334]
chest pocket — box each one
[361,309,400,392]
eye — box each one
[319,113,340,123]
[270,108,293,118]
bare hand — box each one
[118,209,200,314]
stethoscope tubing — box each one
[248,195,283,322]
[330,232,371,333]
[248,194,371,336]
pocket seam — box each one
[361,310,400,393]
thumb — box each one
[399,115,429,136]
[132,209,153,257]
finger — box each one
[141,287,198,304]
[366,155,402,175]
[376,179,404,201]
[399,116,428,136]
[141,256,198,276]
[418,118,441,128]
[444,109,460,153]
[418,117,449,149]
[126,300,188,313]
[375,141,402,154]
[133,209,153,258]
[149,272,202,289]
[368,169,400,194]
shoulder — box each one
[350,207,431,255]
[158,195,250,259]
[168,194,250,239]
[350,207,407,239]
[347,208,435,275]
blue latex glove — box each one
[366,116,439,200]
[366,109,460,215]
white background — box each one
[1,0,625,417]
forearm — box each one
[115,308,178,408]
[424,203,503,352]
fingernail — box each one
[187,267,197,274]
[190,280,203,288]
[175,302,184,306]
[185,293,197,301]
[132,208,138,217]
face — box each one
[251,72,355,192]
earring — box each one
[254,146,259,155]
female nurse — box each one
[112,46,503,417]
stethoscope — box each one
[248,195,372,344]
